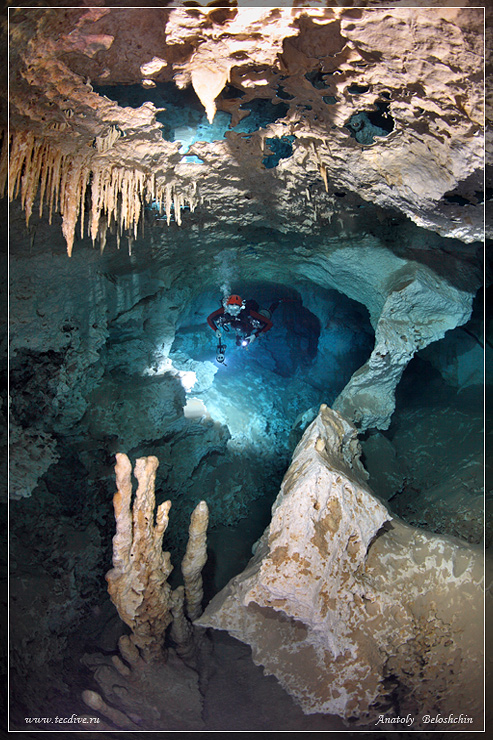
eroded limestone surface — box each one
[197,404,484,728]
[5,6,484,250]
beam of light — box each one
[178,370,197,392]
[183,397,209,420]
[143,359,197,392]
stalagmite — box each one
[105,453,174,663]
[169,586,196,662]
[82,690,140,730]
[105,454,210,664]
[79,456,209,728]
[117,634,143,668]
[181,500,209,621]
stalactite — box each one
[9,129,190,255]
[90,166,103,244]
[94,125,121,153]
[9,130,32,202]
[174,188,184,226]
[98,217,108,254]
[188,180,199,213]
[38,143,51,220]
[165,183,173,225]
[60,157,91,256]
[21,137,44,226]
[47,149,64,225]
[88,165,146,248]
[146,172,156,205]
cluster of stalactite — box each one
[6,130,199,255]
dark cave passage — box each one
[8,235,379,601]
[167,278,375,458]
[8,215,485,734]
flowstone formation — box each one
[5,5,484,253]
[197,404,484,728]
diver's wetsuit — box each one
[207,301,274,338]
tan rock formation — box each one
[196,404,484,729]
[106,452,209,664]
[81,453,210,728]
[333,261,473,430]
[182,499,209,621]
[6,6,484,250]
[106,453,173,663]
[82,632,205,731]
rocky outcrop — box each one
[333,261,473,429]
[6,6,484,248]
[196,404,484,729]
[82,636,205,731]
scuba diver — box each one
[207,294,286,363]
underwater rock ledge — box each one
[196,404,484,729]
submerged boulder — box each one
[197,404,484,728]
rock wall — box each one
[197,404,484,729]
[333,260,473,429]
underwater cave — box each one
[6,4,489,734]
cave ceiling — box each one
[4,4,486,257]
